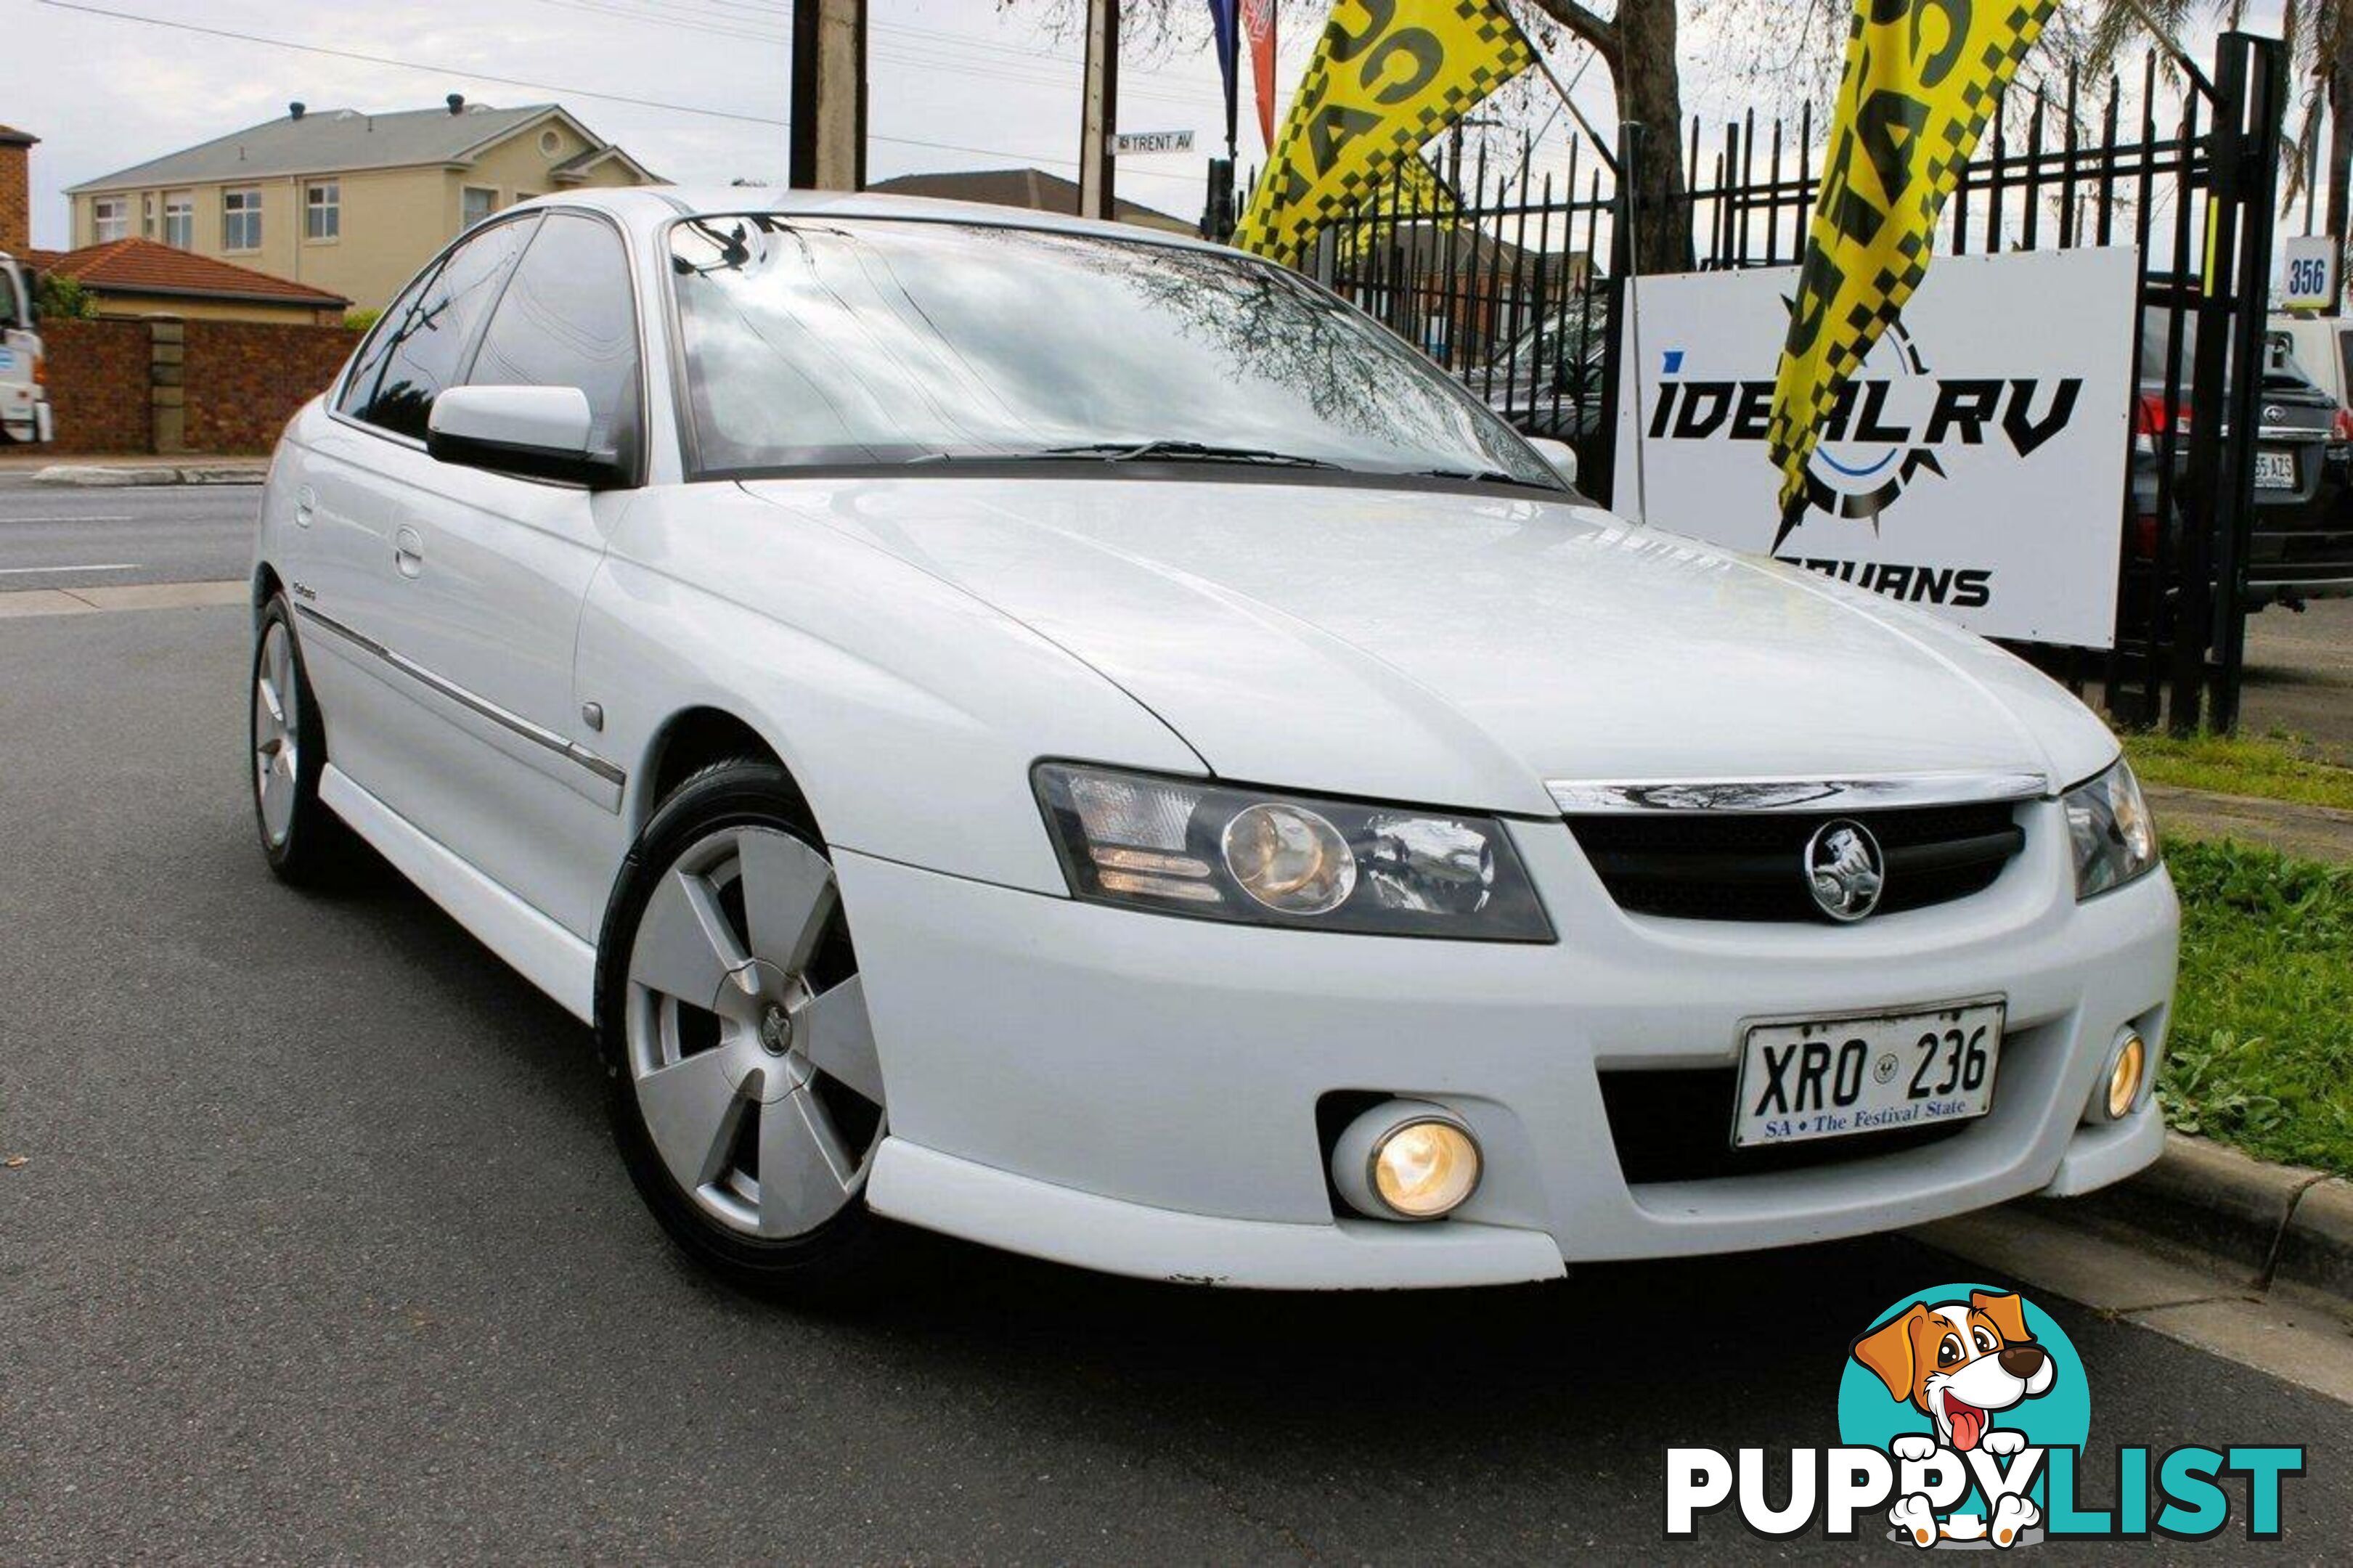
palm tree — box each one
[2091,1,2353,267]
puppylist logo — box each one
[1644,322,2084,610]
[1664,1281,2305,1549]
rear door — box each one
[321,211,646,936]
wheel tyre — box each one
[598,760,898,1298]
[250,593,351,886]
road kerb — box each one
[0,579,245,618]
[30,462,267,488]
[2277,1177,2353,1304]
[2031,1132,2352,1307]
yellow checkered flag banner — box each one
[1332,155,1466,264]
[1766,0,2058,539]
[1234,0,1532,266]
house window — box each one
[306,181,340,242]
[163,192,192,249]
[223,187,263,250]
[92,197,129,243]
[461,186,499,230]
[141,195,156,239]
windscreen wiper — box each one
[1406,466,1549,487]
[1031,440,1341,469]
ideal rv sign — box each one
[1612,248,2137,648]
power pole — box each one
[1077,0,1120,220]
[789,0,868,191]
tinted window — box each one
[467,213,642,472]
[344,216,538,441]
[667,216,1558,488]
[338,265,440,421]
[2336,330,2353,407]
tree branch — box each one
[1519,0,1622,65]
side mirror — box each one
[1526,436,1579,489]
[426,385,624,488]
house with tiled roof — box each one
[27,237,348,325]
[66,98,658,309]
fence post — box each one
[1591,121,1647,513]
[2170,54,2241,733]
[2208,33,2288,735]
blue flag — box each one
[1205,0,1240,155]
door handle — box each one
[293,484,317,528]
[393,525,425,579]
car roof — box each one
[522,184,1231,256]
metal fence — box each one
[1255,33,2291,735]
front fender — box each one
[581,486,1203,895]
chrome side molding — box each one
[1546,771,2051,814]
[295,605,627,792]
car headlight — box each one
[2064,758,2159,899]
[1033,762,1554,941]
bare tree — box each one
[1516,1,1694,271]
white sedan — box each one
[249,189,2177,1293]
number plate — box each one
[1732,1000,2004,1148]
[2256,450,2298,489]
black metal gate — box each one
[1281,33,2289,735]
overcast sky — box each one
[6,0,2289,253]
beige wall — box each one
[70,113,654,310]
[89,294,336,326]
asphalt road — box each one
[0,480,258,589]
[2243,597,2353,751]
[1,601,2349,1564]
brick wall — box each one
[39,319,152,454]
[0,139,30,255]
[182,320,362,454]
[39,317,359,456]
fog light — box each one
[2107,1033,2148,1120]
[2089,1029,2150,1123]
[1331,1101,1483,1221]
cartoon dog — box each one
[1851,1290,2056,1550]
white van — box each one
[0,252,52,446]
[2270,311,2353,409]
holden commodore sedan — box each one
[250,189,2177,1293]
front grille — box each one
[1598,1067,1970,1185]
[1565,801,2024,923]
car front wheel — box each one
[598,761,892,1293]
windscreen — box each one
[666,214,1559,488]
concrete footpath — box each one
[2147,780,2353,865]
[0,454,269,486]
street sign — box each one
[2283,234,2338,310]
[1114,130,1194,155]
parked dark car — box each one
[1481,298,1609,456]
[2135,311,2353,609]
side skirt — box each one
[320,764,598,1024]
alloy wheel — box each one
[253,619,299,849]
[623,825,884,1239]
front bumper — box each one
[840,802,2179,1289]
